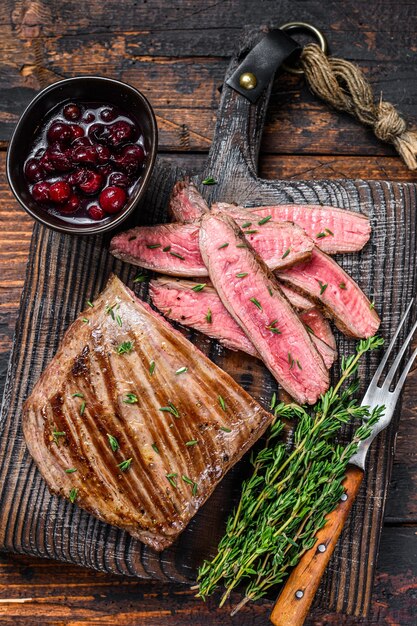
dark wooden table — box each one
[1,1,416,624]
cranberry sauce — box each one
[23,101,146,223]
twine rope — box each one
[300,43,417,170]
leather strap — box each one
[226,29,301,103]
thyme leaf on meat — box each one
[206,309,212,324]
[151,443,160,455]
[147,244,161,249]
[316,232,326,238]
[241,222,252,229]
[117,341,134,355]
[249,297,262,311]
[123,393,138,404]
[218,395,227,412]
[185,440,198,447]
[220,426,231,433]
[80,401,86,415]
[72,392,84,398]
[133,273,147,283]
[117,458,133,472]
[236,272,248,278]
[281,248,291,259]
[236,243,247,249]
[163,245,171,252]
[202,176,217,185]
[266,320,281,334]
[149,360,156,375]
[192,283,207,292]
[52,431,66,445]
[243,230,258,235]
[169,251,186,260]
[166,473,178,488]
[82,318,89,323]
[339,282,347,290]
[175,367,188,375]
[370,300,375,310]
[69,488,78,503]
[65,468,77,473]
[317,280,328,295]
[258,215,272,225]
[182,475,198,495]
[218,242,229,249]
[196,336,385,612]
[159,403,180,418]
[107,434,119,452]
[87,300,94,308]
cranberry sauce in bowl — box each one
[7,77,157,235]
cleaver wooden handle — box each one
[270,465,364,626]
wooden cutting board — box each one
[0,29,416,618]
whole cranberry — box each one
[112,143,144,174]
[83,112,95,124]
[47,122,72,144]
[60,193,80,214]
[63,103,81,121]
[100,107,117,122]
[49,180,72,204]
[47,143,72,172]
[99,186,127,214]
[88,204,105,220]
[24,158,44,182]
[108,171,130,188]
[88,123,111,145]
[95,144,110,164]
[70,124,84,141]
[79,170,103,195]
[32,181,50,202]
[108,120,133,146]
[72,144,97,165]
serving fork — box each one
[271,299,417,626]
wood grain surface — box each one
[0,1,417,625]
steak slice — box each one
[110,219,313,276]
[149,278,337,369]
[199,212,330,404]
[279,284,315,311]
[169,180,209,222]
[277,247,380,338]
[214,202,371,254]
[23,274,272,552]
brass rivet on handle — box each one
[239,72,257,90]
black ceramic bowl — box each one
[7,76,157,235]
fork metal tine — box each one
[392,345,417,399]
[368,298,414,389]
[382,317,417,390]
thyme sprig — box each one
[196,336,384,613]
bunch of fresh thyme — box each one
[196,336,385,613]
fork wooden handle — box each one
[270,465,364,626]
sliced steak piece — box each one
[279,284,315,311]
[149,278,336,369]
[110,220,313,276]
[199,213,330,404]
[23,274,272,552]
[215,202,371,254]
[110,223,207,277]
[277,247,380,338]
[169,180,209,222]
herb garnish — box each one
[151,443,160,455]
[72,392,84,398]
[185,440,198,447]
[163,245,171,252]
[65,468,77,474]
[258,215,272,225]
[296,359,303,370]
[317,280,328,295]
[267,286,273,296]
[80,401,86,415]
[202,176,217,185]
[69,488,78,503]
[192,283,207,292]
[107,433,119,452]
[160,402,180,418]
[82,318,89,324]
[53,431,66,445]
[270,392,277,411]
[169,251,185,260]
[124,393,138,404]
[105,302,118,319]
[117,341,133,355]
[87,300,94,308]
[249,297,262,311]
[288,352,294,370]
[147,243,161,249]
[206,309,212,323]
[117,458,133,472]
[133,273,147,283]
[218,395,227,412]
[305,324,315,335]
[218,242,229,249]
[266,320,281,334]
[316,232,326,239]
[220,426,231,433]
[370,300,375,310]
[243,230,258,235]
[182,475,198,495]
[115,314,122,327]
[175,367,188,375]
[281,248,291,259]
[197,336,385,611]
[149,360,156,375]
[236,272,248,278]
[166,473,178,488]
[339,282,347,290]
[241,222,252,229]
[236,243,247,248]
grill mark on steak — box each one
[199,213,330,404]
[23,275,272,551]
[110,220,313,276]
[149,278,336,369]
